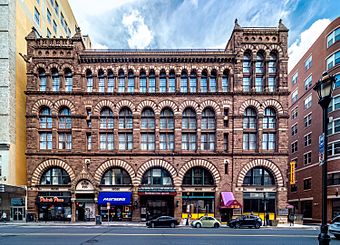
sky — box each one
[68,0,340,72]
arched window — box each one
[119,107,133,150]
[118,69,125,93]
[107,70,115,93]
[159,70,167,93]
[262,107,277,150]
[182,108,197,150]
[189,70,197,93]
[64,68,73,92]
[243,167,275,186]
[169,70,176,93]
[38,68,47,91]
[40,167,71,185]
[98,69,105,93]
[58,107,71,129]
[222,70,229,92]
[268,52,277,92]
[100,107,114,129]
[180,70,188,93]
[86,70,93,92]
[201,70,208,92]
[160,108,174,150]
[209,70,217,92]
[268,53,277,73]
[128,70,135,93]
[243,107,257,150]
[141,108,155,150]
[149,70,156,93]
[183,167,214,185]
[201,108,216,150]
[101,168,131,185]
[263,108,276,129]
[140,70,147,93]
[255,52,264,92]
[141,168,173,185]
[39,107,52,150]
[51,68,60,92]
[243,52,252,92]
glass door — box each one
[11,207,25,221]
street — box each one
[0,225,339,245]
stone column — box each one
[71,192,76,223]
[46,72,52,91]
[132,189,140,221]
[59,72,65,91]
[174,189,182,220]
[133,114,140,151]
[174,114,182,153]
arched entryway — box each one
[74,179,95,222]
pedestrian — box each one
[265,212,270,226]
[288,214,295,226]
[1,212,7,223]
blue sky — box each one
[68,0,340,70]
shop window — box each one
[40,167,70,185]
[182,167,214,186]
[301,200,312,218]
[141,168,173,186]
[101,168,131,185]
[243,167,275,186]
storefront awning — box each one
[220,192,242,209]
[138,186,177,196]
[97,192,132,205]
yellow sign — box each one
[290,161,296,185]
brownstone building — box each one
[25,20,289,223]
[288,17,340,223]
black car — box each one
[228,215,262,229]
[146,216,179,228]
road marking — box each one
[0,233,316,238]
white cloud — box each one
[122,10,153,49]
[288,18,331,72]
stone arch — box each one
[60,63,74,73]
[237,159,284,187]
[47,63,59,73]
[269,44,284,58]
[31,159,75,186]
[33,63,47,74]
[54,99,76,114]
[114,100,136,114]
[82,65,93,74]
[93,100,115,115]
[261,99,284,115]
[199,100,221,115]
[135,159,177,186]
[94,159,135,185]
[238,44,255,58]
[127,65,137,73]
[136,100,157,114]
[32,99,54,114]
[157,100,178,114]
[239,99,261,115]
[179,100,199,114]
[178,159,221,186]
[71,175,97,191]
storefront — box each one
[75,180,96,221]
[138,186,176,221]
[181,191,215,220]
[10,198,25,221]
[243,192,276,221]
[98,192,132,221]
[220,192,242,222]
[36,192,71,221]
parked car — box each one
[329,216,340,239]
[146,216,179,228]
[228,215,262,229]
[191,216,221,228]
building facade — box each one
[0,0,79,221]
[25,20,289,223]
[288,17,340,223]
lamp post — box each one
[313,71,336,245]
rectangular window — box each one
[65,75,72,92]
[53,20,57,34]
[148,77,155,93]
[98,77,105,92]
[58,133,72,150]
[243,133,257,150]
[60,12,65,28]
[222,76,228,92]
[304,94,312,109]
[87,77,93,92]
[181,78,187,93]
[160,133,174,150]
[140,77,146,93]
[209,77,216,92]
[107,76,115,92]
[128,77,134,93]
[52,75,60,92]
[327,27,340,48]
[47,8,51,24]
[304,55,312,70]
[262,133,276,150]
[328,172,340,186]
[291,141,298,153]
[334,74,340,89]
[223,133,228,152]
[40,133,52,150]
[243,77,250,92]
[303,178,312,190]
[87,134,92,150]
[47,28,51,38]
[291,124,298,136]
[54,0,59,15]
[169,76,175,92]
[189,77,197,93]
[304,75,312,90]
[304,133,312,147]
[201,133,215,150]
[34,7,40,25]
[292,72,298,85]
[291,90,298,103]
[304,114,312,127]
[119,133,133,150]
[141,133,155,150]
[291,107,298,120]
[327,50,340,70]
[290,184,297,193]
[255,77,263,92]
[118,77,125,92]
[268,77,276,92]
[100,133,114,150]
[182,133,196,150]
[159,77,166,93]
[304,151,312,165]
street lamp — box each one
[313,71,336,245]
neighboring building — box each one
[288,17,340,223]
[25,20,289,223]
[0,0,78,221]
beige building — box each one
[0,0,79,222]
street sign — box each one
[319,133,325,166]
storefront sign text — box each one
[39,196,65,203]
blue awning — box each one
[97,192,132,205]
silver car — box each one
[329,216,340,239]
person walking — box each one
[1,212,7,223]
[265,212,270,226]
